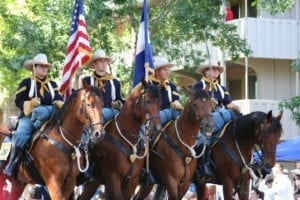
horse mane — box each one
[48,86,103,128]
[232,111,267,139]
[128,82,161,102]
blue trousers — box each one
[13,115,36,149]
[102,108,119,123]
[160,109,180,126]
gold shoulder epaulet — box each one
[172,91,180,96]
[15,86,26,95]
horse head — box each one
[254,110,282,176]
[184,87,215,137]
[80,81,105,142]
[133,80,162,135]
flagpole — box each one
[144,0,151,185]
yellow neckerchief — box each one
[32,76,50,97]
[149,74,169,89]
[92,72,114,88]
[202,76,219,91]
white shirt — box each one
[273,174,294,200]
[258,180,275,200]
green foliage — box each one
[279,53,300,127]
[0,0,291,103]
[252,0,294,15]
[279,97,300,127]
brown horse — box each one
[77,80,162,200]
[133,88,215,200]
[0,82,104,200]
[196,110,282,200]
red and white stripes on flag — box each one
[59,0,91,97]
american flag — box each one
[132,0,154,87]
[59,0,91,97]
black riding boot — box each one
[3,146,23,177]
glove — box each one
[111,100,123,110]
[23,98,40,116]
[54,100,64,109]
[170,100,184,110]
[31,98,41,107]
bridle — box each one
[134,88,161,125]
[186,98,214,135]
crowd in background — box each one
[250,162,300,200]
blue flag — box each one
[132,0,154,87]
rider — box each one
[192,60,240,181]
[3,53,64,177]
[82,49,125,123]
[78,49,125,184]
[136,56,183,185]
[149,56,183,125]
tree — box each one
[279,59,300,126]
[0,0,295,105]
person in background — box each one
[225,1,234,21]
[258,174,275,200]
[83,49,124,123]
[148,56,183,125]
[272,162,294,200]
[291,168,300,199]
[249,187,263,200]
[3,53,64,177]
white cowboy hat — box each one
[153,56,174,70]
[23,53,51,71]
[196,61,224,75]
[87,49,111,67]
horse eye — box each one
[86,103,92,108]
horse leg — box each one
[153,184,167,200]
[77,180,99,200]
[62,178,77,199]
[165,179,179,200]
[45,177,65,200]
[222,180,235,200]
[105,179,124,200]
[195,182,206,200]
[238,178,250,200]
[133,184,154,200]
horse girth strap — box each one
[104,132,136,162]
[40,133,74,157]
[218,141,244,168]
[162,133,193,164]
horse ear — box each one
[82,79,90,91]
[266,110,273,123]
[276,111,283,121]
